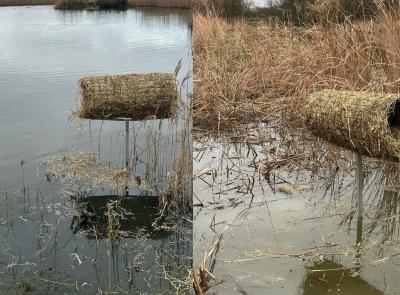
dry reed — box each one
[128,0,191,8]
[41,152,149,192]
[193,4,400,131]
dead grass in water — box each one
[41,152,149,194]
[193,5,400,132]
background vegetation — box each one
[193,0,400,130]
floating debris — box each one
[40,152,150,193]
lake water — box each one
[0,6,192,294]
[193,126,400,295]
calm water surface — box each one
[194,128,400,295]
[0,6,192,294]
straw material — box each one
[303,90,400,160]
[78,73,178,120]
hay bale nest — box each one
[77,73,178,121]
[303,90,400,160]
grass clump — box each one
[77,73,178,121]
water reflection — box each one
[193,125,400,294]
[303,156,383,294]
[303,260,383,295]
[303,153,400,294]
[0,5,192,294]
[71,195,171,239]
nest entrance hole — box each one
[388,99,400,128]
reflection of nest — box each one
[303,260,383,295]
[70,195,171,240]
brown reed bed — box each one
[0,0,53,6]
[193,3,400,133]
[128,0,191,8]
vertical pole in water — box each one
[125,120,130,171]
[356,153,363,221]
[355,152,363,272]
[125,120,130,196]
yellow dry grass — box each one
[42,152,151,193]
[193,7,400,131]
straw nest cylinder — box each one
[78,73,178,120]
[303,90,400,160]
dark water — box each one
[0,6,192,294]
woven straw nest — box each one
[77,73,178,121]
[303,90,400,160]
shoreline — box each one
[0,0,54,6]
[0,0,191,8]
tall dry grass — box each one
[193,5,400,131]
[255,0,399,23]
[128,0,191,8]
[193,0,248,18]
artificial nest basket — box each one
[303,90,400,160]
[78,73,178,121]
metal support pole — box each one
[125,120,130,196]
[356,153,363,221]
[125,120,130,171]
[355,152,363,271]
